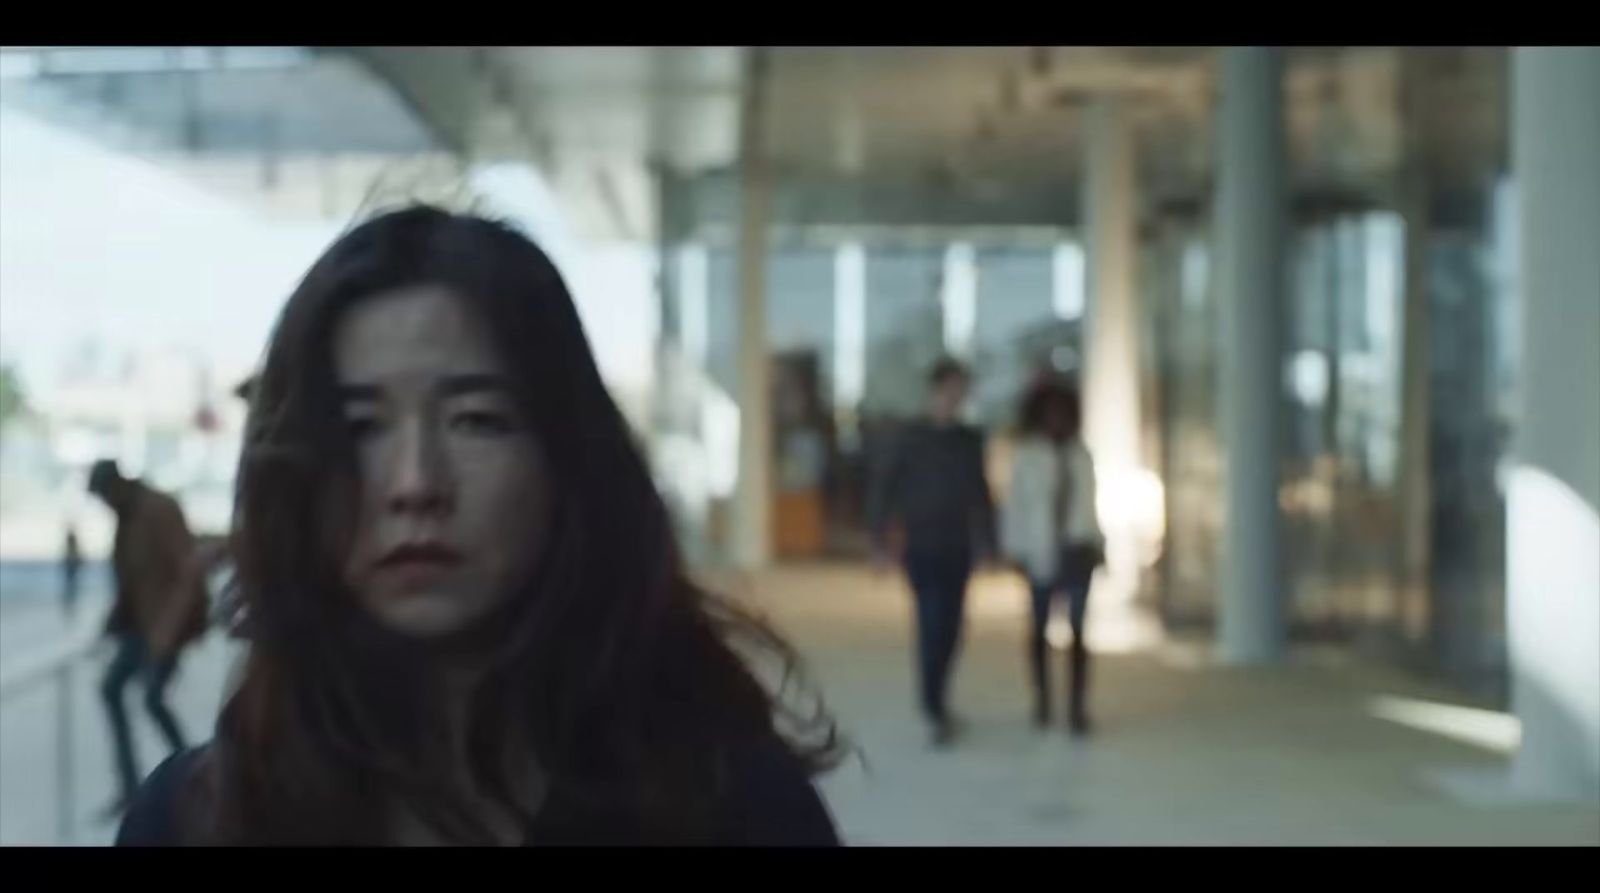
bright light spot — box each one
[1096,465,1167,569]
[833,242,866,407]
[1369,694,1522,755]
[1289,349,1331,406]
[1045,608,1072,650]
[1506,463,1600,786]
[1052,242,1086,320]
[942,242,978,358]
[703,388,740,500]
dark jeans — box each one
[904,547,973,724]
[102,634,187,802]
[1027,546,1096,723]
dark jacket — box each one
[867,419,996,556]
[116,739,842,847]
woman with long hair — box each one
[115,205,844,846]
[1001,378,1102,736]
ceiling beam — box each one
[337,47,487,156]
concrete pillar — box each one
[732,47,774,569]
[1083,96,1144,602]
[1395,54,1435,648]
[1507,46,1600,801]
[1396,174,1435,646]
[1215,47,1288,664]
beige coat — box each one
[1000,436,1101,582]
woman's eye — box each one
[451,410,515,436]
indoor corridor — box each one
[4,562,1598,846]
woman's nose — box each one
[386,417,452,514]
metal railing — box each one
[0,614,102,845]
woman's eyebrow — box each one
[438,373,511,398]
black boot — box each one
[1068,641,1091,737]
[1029,638,1051,729]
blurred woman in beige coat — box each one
[1001,380,1103,736]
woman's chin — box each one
[364,591,480,639]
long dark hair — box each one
[196,205,842,844]
[1017,377,1082,443]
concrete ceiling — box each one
[346,46,1507,239]
[0,47,448,220]
[0,48,434,156]
[0,46,1506,237]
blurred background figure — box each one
[869,358,996,748]
[1003,377,1102,735]
[61,525,81,620]
[87,459,208,819]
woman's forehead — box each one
[334,285,506,381]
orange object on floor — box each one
[775,489,825,558]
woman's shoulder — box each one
[113,738,837,846]
[1067,439,1096,468]
[716,735,842,847]
[116,744,211,846]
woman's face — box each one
[333,284,552,638]
[1042,401,1071,440]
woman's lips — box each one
[376,543,463,587]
